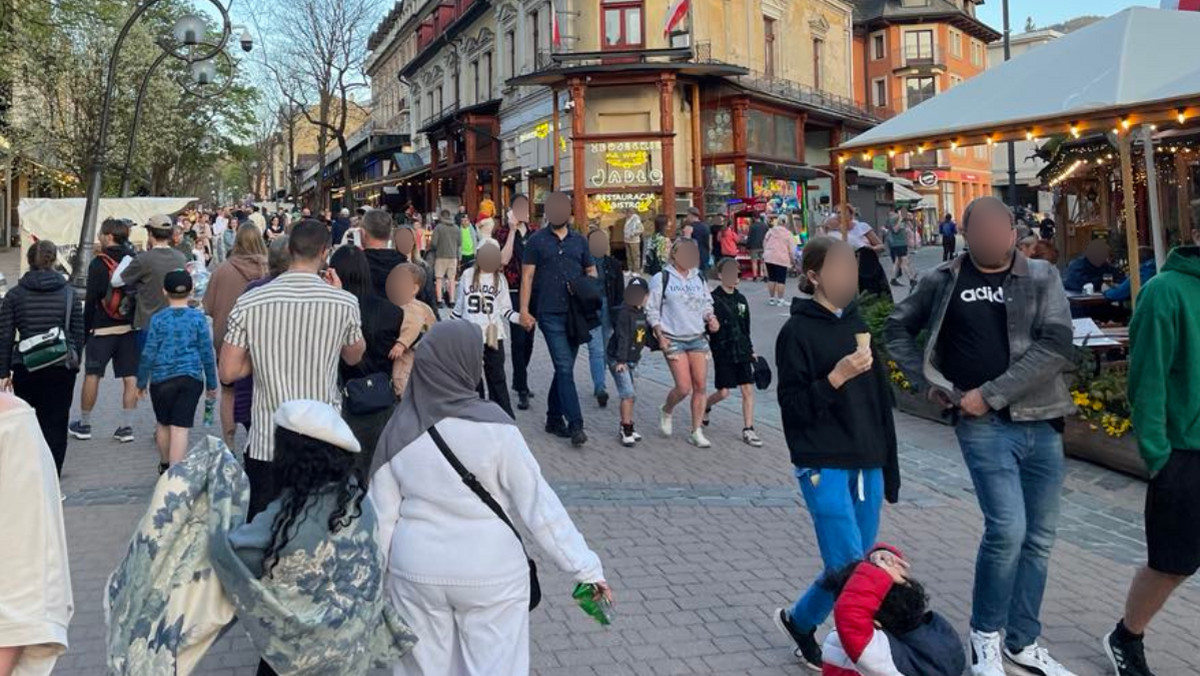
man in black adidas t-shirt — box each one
[887,196,1078,676]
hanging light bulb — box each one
[1178,109,1187,124]
[1121,117,1132,130]
[1070,123,1081,138]
[1025,129,1035,141]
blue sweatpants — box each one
[789,466,884,631]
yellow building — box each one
[268,102,370,201]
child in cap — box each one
[819,544,965,676]
[212,399,417,674]
[450,238,517,417]
[706,257,763,447]
[607,277,651,446]
[136,269,217,474]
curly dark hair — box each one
[820,560,929,636]
[261,426,366,577]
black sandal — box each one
[158,462,169,475]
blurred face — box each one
[718,262,740,287]
[545,192,571,227]
[625,287,648,308]
[672,241,700,271]
[511,197,530,224]
[809,243,858,309]
[387,268,418,305]
[964,201,1016,269]
[393,228,415,256]
[1085,241,1111,266]
[476,245,501,272]
[588,231,609,258]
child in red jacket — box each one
[820,544,965,676]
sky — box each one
[975,1,1157,32]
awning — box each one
[894,184,923,203]
[846,166,892,186]
[750,161,833,182]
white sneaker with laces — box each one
[619,427,637,447]
[688,428,712,448]
[970,630,1005,676]
[631,430,643,442]
[742,427,763,447]
[1004,642,1079,676]
[659,406,673,436]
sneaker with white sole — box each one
[742,427,763,447]
[659,406,673,436]
[772,608,822,671]
[1004,642,1078,676]
[68,420,92,440]
[688,428,712,448]
[1104,628,1155,676]
[619,426,637,447]
[113,426,135,443]
[970,630,1005,676]
[631,430,643,442]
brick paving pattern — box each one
[2,248,1196,675]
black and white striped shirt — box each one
[224,272,363,461]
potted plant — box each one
[1065,350,1146,479]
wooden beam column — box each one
[691,83,703,217]
[1118,132,1142,306]
[552,88,561,190]
[570,77,587,229]
[731,99,749,198]
[831,124,844,216]
[660,73,678,227]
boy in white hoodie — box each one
[452,238,517,417]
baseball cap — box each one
[625,277,649,294]
[163,269,193,294]
[145,214,173,233]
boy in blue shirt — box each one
[137,270,217,473]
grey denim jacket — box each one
[885,252,1078,421]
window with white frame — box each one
[949,30,962,58]
[871,32,885,60]
[970,40,982,66]
[872,78,887,107]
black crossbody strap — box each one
[427,425,528,553]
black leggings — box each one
[478,342,514,418]
[509,291,535,395]
[13,364,77,475]
[942,235,957,261]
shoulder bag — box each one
[18,286,79,372]
[427,425,541,611]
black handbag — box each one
[427,425,541,611]
[341,371,395,415]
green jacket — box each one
[1128,246,1200,475]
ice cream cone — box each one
[855,333,871,350]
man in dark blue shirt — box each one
[519,192,596,446]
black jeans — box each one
[942,235,957,261]
[509,290,535,395]
[343,404,395,485]
[478,342,515,418]
[13,364,77,475]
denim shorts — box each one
[663,334,710,357]
[607,362,637,399]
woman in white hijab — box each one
[370,320,612,676]
[0,392,73,676]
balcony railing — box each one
[892,45,949,71]
[735,69,881,123]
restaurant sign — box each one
[591,192,658,212]
[587,140,664,188]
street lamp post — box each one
[120,40,241,197]
[69,0,235,289]
[1003,0,1018,207]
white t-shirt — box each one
[212,216,229,237]
[828,220,874,250]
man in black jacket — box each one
[70,218,140,443]
[362,210,438,311]
[585,228,624,408]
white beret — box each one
[273,399,362,453]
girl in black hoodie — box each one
[771,237,899,670]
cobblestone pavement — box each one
[3,247,1197,676]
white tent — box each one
[839,7,1200,154]
[17,197,195,275]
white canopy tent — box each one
[17,197,195,275]
[834,7,1200,303]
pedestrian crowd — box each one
[0,191,1196,676]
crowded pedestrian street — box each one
[8,241,1196,676]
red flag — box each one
[663,0,690,37]
[551,0,561,48]
[1162,0,1200,9]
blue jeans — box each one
[586,298,612,396]
[955,413,1064,651]
[538,312,584,430]
[789,467,883,631]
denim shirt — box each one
[885,252,1077,422]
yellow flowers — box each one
[887,361,912,392]
[1072,389,1133,438]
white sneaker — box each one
[688,428,712,448]
[970,630,1005,676]
[742,427,763,447]
[659,406,673,436]
[619,426,637,447]
[631,430,643,442]
[1004,642,1078,676]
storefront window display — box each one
[704,164,736,217]
[746,109,799,161]
[701,108,734,154]
[586,192,662,240]
[584,140,664,189]
[752,176,802,212]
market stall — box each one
[831,6,1200,478]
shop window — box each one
[905,76,936,109]
[701,108,734,155]
[764,17,776,78]
[776,116,797,160]
[871,33,885,60]
[603,0,644,50]
[704,164,736,215]
[904,30,934,64]
[747,109,799,161]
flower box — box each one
[1063,416,1148,480]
